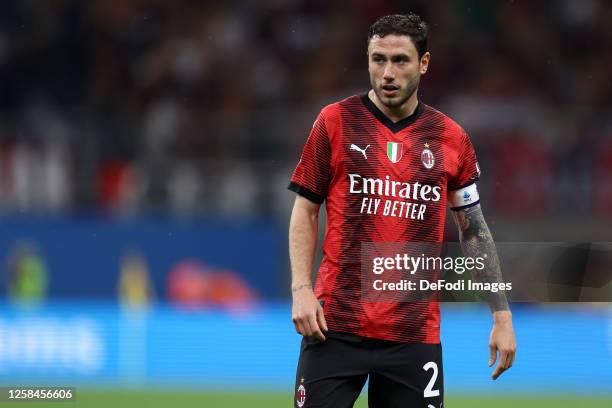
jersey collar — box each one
[360,93,424,133]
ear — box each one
[419,52,431,75]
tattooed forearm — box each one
[452,204,509,312]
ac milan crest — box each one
[296,384,306,407]
[421,143,435,169]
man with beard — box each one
[288,13,516,407]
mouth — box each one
[381,84,399,96]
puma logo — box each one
[350,144,370,159]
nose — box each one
[383,62,395,81]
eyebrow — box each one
[371,52,410,60]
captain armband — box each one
[448,183,480,211]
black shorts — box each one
[294,332,443,408]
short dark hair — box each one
[367,13,428,57]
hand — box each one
[489,311,516,380]
[291,283,328,341]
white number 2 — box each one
[423,361,440,398]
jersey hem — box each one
[288,182,325,204]
[448,180,479,193]
[326,330,441,345]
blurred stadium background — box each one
[0,0,610,407]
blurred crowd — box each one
[0,0,610,221]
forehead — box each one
[368,34,418,56]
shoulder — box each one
[317,94,363,128]
[421,103,469,138]
[320,94,362,116]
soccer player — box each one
[288,13,516,408]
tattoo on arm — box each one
[291,283,313,293]
[452,204,509,312]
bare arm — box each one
[452,204,508,312]
[289,195,328,340]
[452,203,516,380]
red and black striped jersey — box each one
[289,94,480,343]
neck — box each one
[368,89,419,123]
